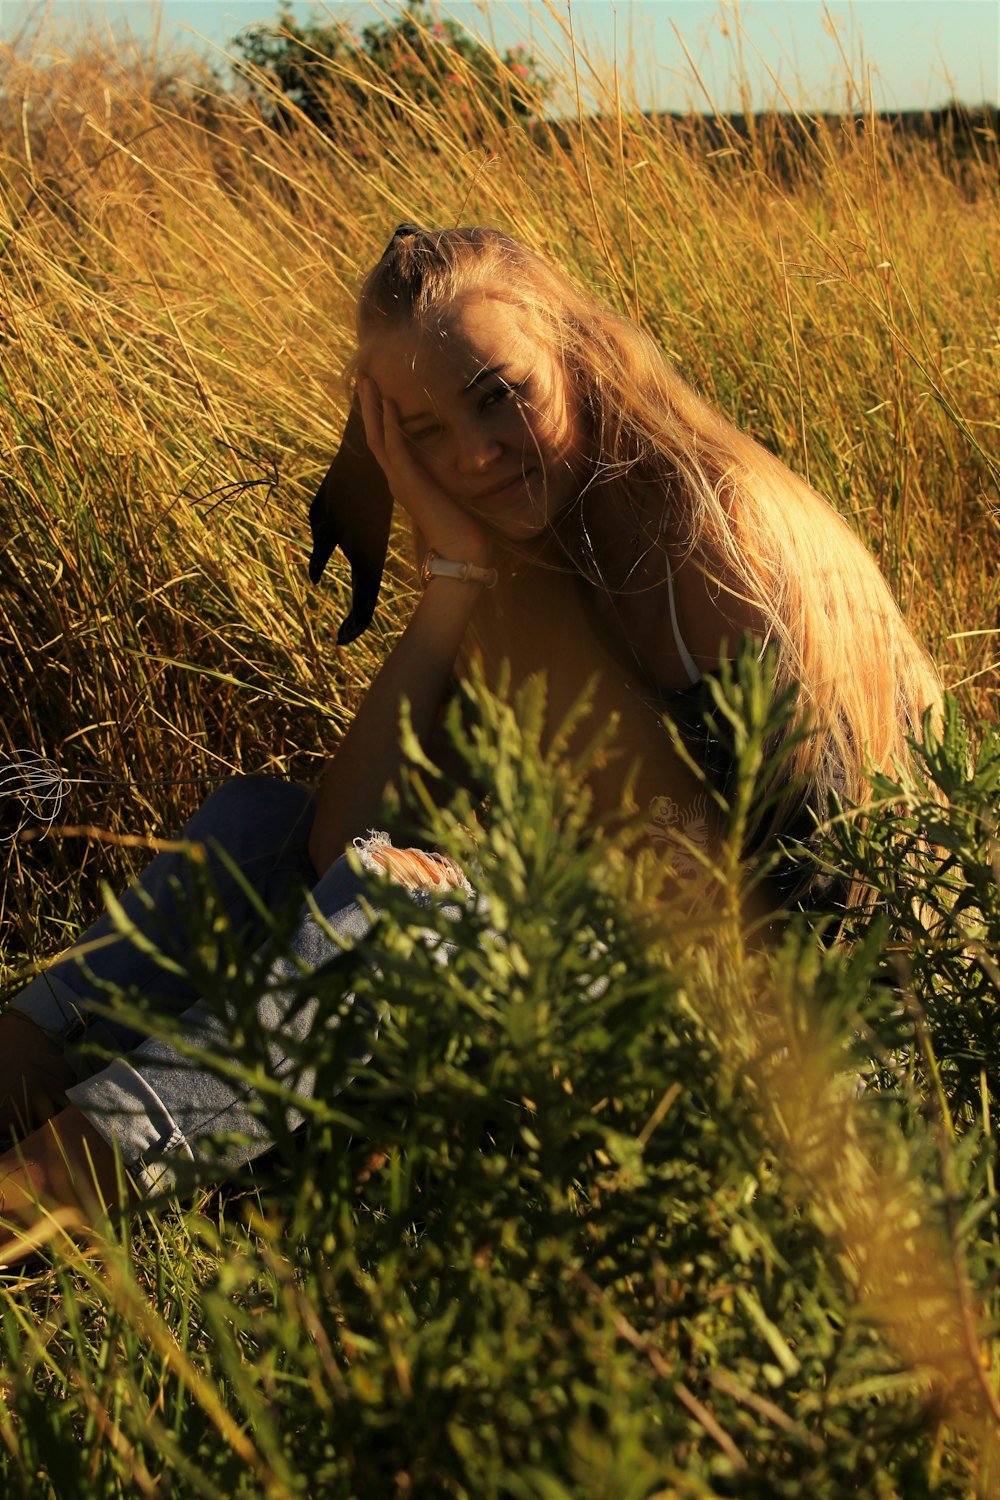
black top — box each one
[660,673,850,919]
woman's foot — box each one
[0,1106,123,1266]
[0,1010,78,1138]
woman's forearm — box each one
[308,577,483,875]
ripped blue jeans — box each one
[9,777,468,1194]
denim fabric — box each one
[12,777,317,1045]
[9,778,442,1193]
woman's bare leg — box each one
[0,1105,122,1266]
[0,1011,78,1139]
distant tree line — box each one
[646,101,1000,162]
[226,3,996,183]
[567,102,1000,187]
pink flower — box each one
[510,62,529,78]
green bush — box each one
[4,659,998,1496]
[825,697,1000,1121]
[232,1,552,137]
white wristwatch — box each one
[420,550,498,589]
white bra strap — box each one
[664,549,701,686]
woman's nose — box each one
[453,426,502,474]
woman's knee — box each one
[183,776,315,857]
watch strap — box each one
[420,552,498,589]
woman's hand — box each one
[311,378,497,875]
[358,376,492,569]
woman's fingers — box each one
[363,383,439,516]
[379,394,410,471]
[359,380,421,493]
[358,376,387,468]
[358,377,492,565]
[376,393,430,511]
[381,396,439,501]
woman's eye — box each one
[408,424,441,445]
[484,381,526,408]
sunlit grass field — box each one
[0,11,998,1495]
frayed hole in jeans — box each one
[363,843,467,894]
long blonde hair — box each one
[356,226,941,836]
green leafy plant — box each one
[824,696,1000,1122]
[4,663,997,1496]
[232,1,551,137]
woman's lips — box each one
[473,469,536,502]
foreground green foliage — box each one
[1,667,999,1496]
[830,700,1000,1122]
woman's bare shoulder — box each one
[670,539,769,672]
[599,531,768,690]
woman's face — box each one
[362,294,585,541]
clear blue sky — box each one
[2,2,997,112]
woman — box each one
[0,225,940,1260]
